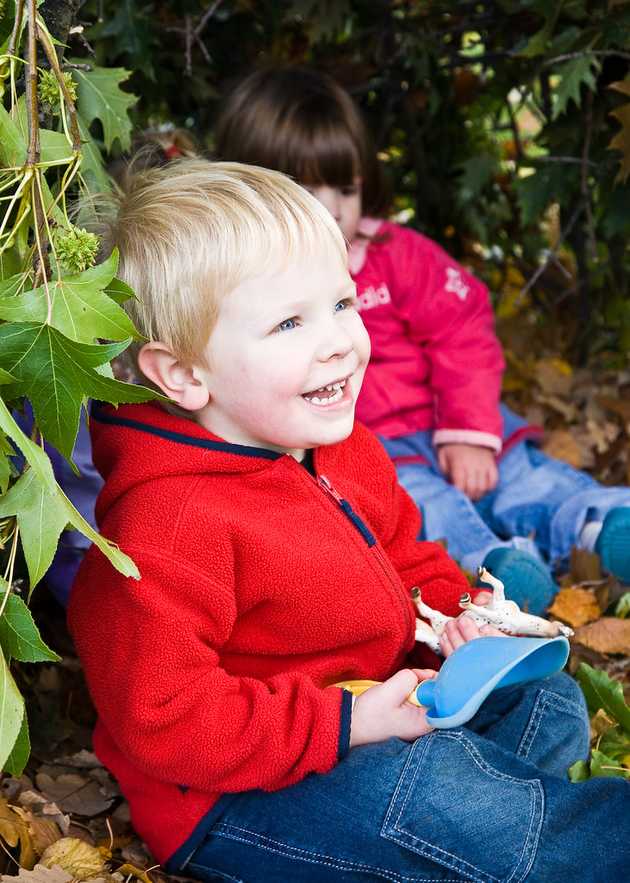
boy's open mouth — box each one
[302,378,347,406]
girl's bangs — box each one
[288,120,360,189]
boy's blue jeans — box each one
[381,416,630,574]
[172,674,630,882]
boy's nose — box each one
[316,320,354,362]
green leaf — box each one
[0,470,71,591]
[590,749,630,779]
[77,115,113,195]
[71,62,137,152]
[0,431,16,494]
[568,759,590,782]
[457,154,498,202]
[0,400,140,580]
[3,711,30,777]
[552,55,601,119]
[0,581,60,660]
[0,648,24,772]
[105,277,135,306]
[577,663,630,735]
[0,323,154,461]
[0,251,140,343]
[616,592,630,619]
[14,97,74,165]
[0,102,27,166]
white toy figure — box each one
[412,567,573,655]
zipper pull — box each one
[318,474,344,504]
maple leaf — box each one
[0,252,140,344]
[0,324,153,461]
[70,63,137,152]
[608,78,630,183]
[552,54,600,119]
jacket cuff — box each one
[433,429,502,453]
[337,689,354,760]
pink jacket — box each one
[349,219,505,452]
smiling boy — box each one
[68,160,629,882]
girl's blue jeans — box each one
[171,673,630,882]
[381,410,630,574]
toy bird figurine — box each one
[412,566,573,655]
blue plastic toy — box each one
[412,635,570,729]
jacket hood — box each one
[90,402,286,521]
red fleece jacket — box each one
[68,403,471,865]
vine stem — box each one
[36,16,83,153]
[7,0,25,59]
[0,524,20,621]
[25,0,40,167]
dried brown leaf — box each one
[10,808,60,861]
[541,429,582,469]
[535,357,573,396]
[569,547,602,583]
[574,617,630,655]
[0,799,37,871]
[548,587,601,628]
[34,776,114,818]
[1,864,72,882]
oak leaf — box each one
[40,838,107,880]
[541,429,582,469]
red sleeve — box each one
[69,546,350,795]
[393,230,505,451]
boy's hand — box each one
[349,669,436,748]
[439,613,504,657]
[437,443,498,500]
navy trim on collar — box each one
[91,404,283,461]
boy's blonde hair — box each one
[103,159,348,365]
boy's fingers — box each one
[383,669,422,702]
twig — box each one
[520,201,585,299]
[166,0,224,76]
[36,16,82,152]
[581,90,596,262]
[544,50,630,67]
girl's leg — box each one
[381,432,541,573]
[177,684,628,883]
[486,443,630,568]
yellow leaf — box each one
[0,798,37,870]
[548,587,601,628]
[39,838,106,880]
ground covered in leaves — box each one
[0,330,629,882]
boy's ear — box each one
[138,342,210,412]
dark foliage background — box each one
[65,0,630,361]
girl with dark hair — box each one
[216,66,630,614]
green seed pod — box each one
[54,226,100,275]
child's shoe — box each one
[479,548,557,616]
[595,507,630,583]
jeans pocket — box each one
[186,858,245,883]
[381,732,544,883]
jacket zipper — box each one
[316,472,416,650]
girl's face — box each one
[305,179,362,244]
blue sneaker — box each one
[595,507,630,583]
[480,547,558,615]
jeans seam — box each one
[211,822,460,882]
[384,732,543,883]
[517,690,586,761]
[187,861,244,882]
